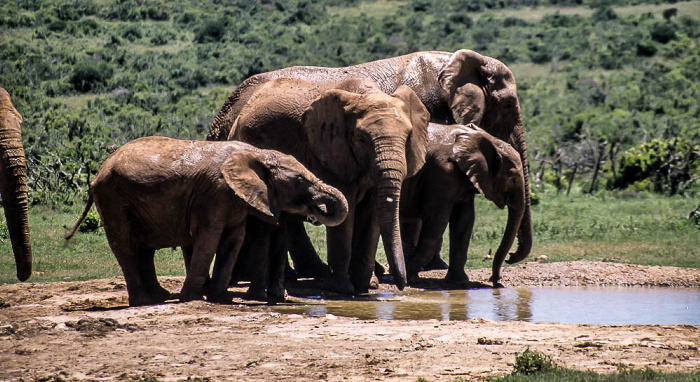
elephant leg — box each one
[267,225,288,302]
[445,198,475,288]
[208,226,245,302]
[350,197,380,293]
[243,219,273,302]
[182,245,193,272]
[180,226,223,302]
[325,209,356,294]
[407,207,451,284]
[423,237,449,271]
[286,220,330,279]
[400,218,422,265]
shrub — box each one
[70,60,114,92]
[78,212,102,233]
[650,22,677,43]
[512,348,558,375]
[194,17,227,43]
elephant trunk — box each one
[0,124,32,281]
[373,142,408,290]
[489,191,525,286]
[506,123,532,265]
[310,184,349,228]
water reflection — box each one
[274,286,700,325]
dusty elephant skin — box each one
[65,137,348,306]
[208,49,533,268]
[228,77,430,294]
[0,262,698,381]
[401,123,525,287]
[0,88,32,282]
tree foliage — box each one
[0,0,697,204]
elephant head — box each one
[452,124,525,285]
[221,149,348,227]
[439,49,532,265]
[302,85,430,289]
[0,88,32,281]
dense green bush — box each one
[69,60,114,92]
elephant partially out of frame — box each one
[0,88,32,282]
[65,137,348,306]
[400,123,525,287]
[226,77,430,293]
[208,49,532,266]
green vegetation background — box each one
[0,0,698,283]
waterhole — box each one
[275,287,700,325]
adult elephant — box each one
[208,49,532,266]
[0,88,32,281]
[401,123,525,287]
[227,77,430,293]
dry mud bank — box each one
[1,261,698,381]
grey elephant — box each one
[65,137,348,306]
[0,88,32,282]
[226,77,430,293]
[401,123,525,287]
[208,49,532,266]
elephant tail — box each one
[65,193,94,240]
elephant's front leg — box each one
[180,226,224,302]
[407,206,452,284]
[267,224,289,302]
[286,220,330,279]
[445,197,475,288]
[208,226,246,302]
[350,196,380,293]
[325,207,356,294]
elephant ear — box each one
[302,89,358,182]
[453,126,502,203]
[221,150,279,218]
[390,85,430,177]
[438,49,489,125]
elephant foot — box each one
[179,284,205,303]
[245,285,269,302]
[445,269,470,289]
[406,271,421,286]
[374,262,386,277]
[128,293,165,307]
[423,255,449,271]
[489,274,504,288]
[293,261,331,279]
[267,285,287,303]
[284,262,299,281]
[323,274,355,294]
[206,291,232,304]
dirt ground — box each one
[1,261,699,382]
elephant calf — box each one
[66,137,348,306]
[400,123,525,287]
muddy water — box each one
[275,287,700,325]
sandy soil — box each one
[1,261,699,381]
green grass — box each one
[1,191,698,284]
[487,348,700,382]
[327,0,700,21]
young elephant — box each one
[65,137,348,306]
[400,123,525,287]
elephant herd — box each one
[2,49,533,307]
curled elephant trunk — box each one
[489,191,525,286]
[309,185,349,228]
[0,113,32,281]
